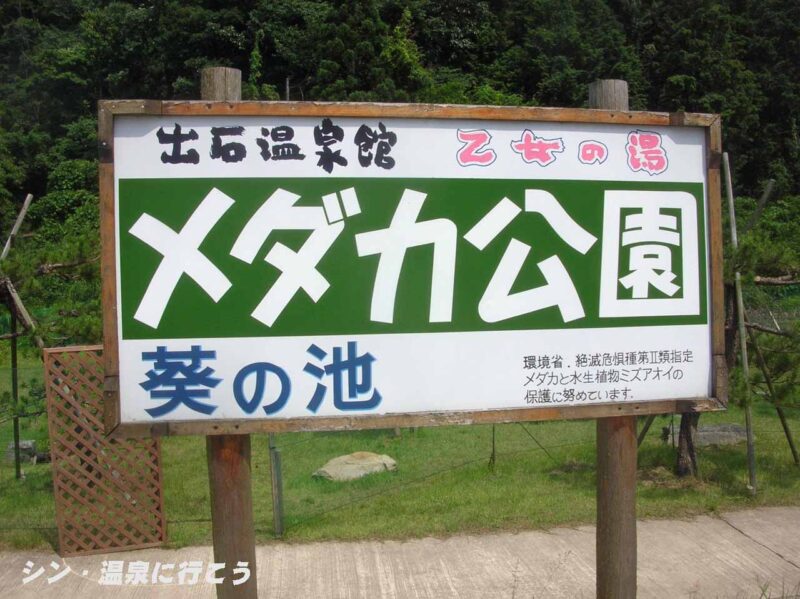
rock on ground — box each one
[313,451,397,481]
[695,424,750,447]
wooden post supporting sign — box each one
[201,66,258,599]
[590,79,638,599]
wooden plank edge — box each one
[99,99,717,128]
[98,158,121,434]
[103,376,121,436]
[98,99,163,115]
[161,101,672,124]
[43,350,70,558]
[707,116,725,359]
[98,163,118,380]
[672,112,720,127]
[98,102,114,164]
[109,398,723,438]
[44,344,103,354]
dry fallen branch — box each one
[36,254,100,275]
[745,322,793,337]
[754,274,800,285]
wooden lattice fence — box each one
[44,346,166,556]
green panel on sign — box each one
[118,178,707,340]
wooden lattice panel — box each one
[44,346,166,556]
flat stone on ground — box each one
[695,424,749,447]
[313,451,397,481]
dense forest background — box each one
[1,0,799,346]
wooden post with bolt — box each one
[590,79,638,599]
[201,66,258,599]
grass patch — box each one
[0,382,57,549]
[2,367,799,550]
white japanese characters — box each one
[599,190,700,318]
[130,188,233,328]
[465,190,597,323]
[355,189,456,324]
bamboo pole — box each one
[723,152,757,495]
[1,193,32,261]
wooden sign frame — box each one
[99,100,726,438]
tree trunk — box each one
[676,413,700,477]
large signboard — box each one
[99,102,725,436]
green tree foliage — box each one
[489,0,647,108]
[0,0,798,349]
